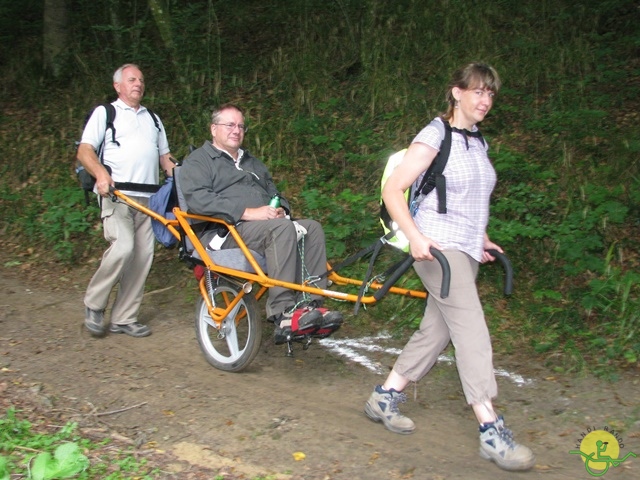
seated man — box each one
[180,103,342,344]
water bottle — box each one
[269,194,281,208]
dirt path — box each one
[1,255,638,479]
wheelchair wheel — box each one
[194,279,262,372]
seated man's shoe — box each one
[273,307,322,344]
[274,323,293,345]
[85,307,107,337]
[313,308,343,337]
[109,322,152,338]
[305,300,343,337]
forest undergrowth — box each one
[0,0,638,378]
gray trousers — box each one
[222,218,328,318]
[84,196,155,325]
[392,250,498,405]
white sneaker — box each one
[479,416,535,471]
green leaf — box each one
[31,452,52,480]
[31,443,89,480]
[0,456,10,480]
[52,443,89,478]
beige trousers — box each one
[84,196,155,325]
[392,250,498,405]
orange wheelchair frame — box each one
[111,188,511,372]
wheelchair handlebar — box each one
[485,248,513,295]
[431,248,451,298]
[373,247,451,301]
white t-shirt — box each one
[81,99,170,197]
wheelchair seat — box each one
[173,164,267,273]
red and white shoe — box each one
[273,307,322,344]
[312,307,343,338]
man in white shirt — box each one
[77,63,174,338]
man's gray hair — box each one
[113,63,141,83]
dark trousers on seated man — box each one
[221,217,327,319]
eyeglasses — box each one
[214,122,248,133]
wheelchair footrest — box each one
[280,323,342,356]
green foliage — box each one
[0,456,8,480]
[1,0,639,373]
[1,407,89,479]
[487,137,638,373]
[300,187,379,260]
[39,188,99,261]
[30,443,89,480]
[581,261,640,367]
[0,407,160,479]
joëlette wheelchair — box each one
[110,164,513,373]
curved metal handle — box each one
[373,247,451,301]
[486,249,513,295]
[430,248,451,299]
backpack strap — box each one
[103,104,160,148]
[413,120,484,214]
[146,108,161,132]
[103,103,119,147]
[413,119,453,214]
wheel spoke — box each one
[203,311,217,328]
[222,317,241,359]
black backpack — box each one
[75,103,161,205]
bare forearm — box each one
[76,143,112,191]
[160,153,175,177]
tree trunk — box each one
[43,0,69,78]
[149,0,174,51]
